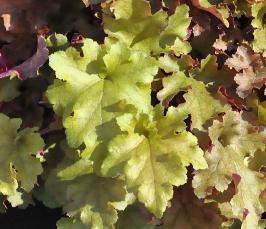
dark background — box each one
[0,200,62,229]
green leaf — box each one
[58,159,93,181]
[39,142,128,229]
[47,39,158,148]
[103,0,167,52]
[52,174,128,229]
[103,0,191,54]
[159,4,191,55]
[63,175,127,229]
[0,113,44,198]
[252,3,266,52]
[46,33,69,53]
[192,55,235,91]
[247,93,266,126]
[158,54,194,73]
[158,55,182,73]
[157,72,225,130]
[7,192,23,207]
[101,106,207,218]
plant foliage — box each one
[0,0,266,228]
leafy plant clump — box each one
[0,0,266,228]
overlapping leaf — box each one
[37,142,128,229]
[1,0,266,228]
[252,2,266,52]
[247,93,266,126]
[157,71,225,130]
[193,110,266,228]
[103,0,191,55]
[0,113,44,206]
[47,39,158,148]
[101,106,207,218]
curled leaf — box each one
[0,36,48,80]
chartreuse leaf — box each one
[0,113,44,203]
[248,148,266,174]
[158,54,194,74]
[192,55,235,91]
[46,33,69,53]
[247,93,266,126]
[101,105,207,218]
[159,4,191,55]
[157,72,225,130]
[193,110,266,228]
[103,0,191,55]
[47,39,158,148]
[38,142,128,229]
[103,0,167,52]
[252,3,266,52]
[57,159,93,181]
[158,55,181,73]
[62,175,127,229]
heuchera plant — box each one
[0,0,266,228]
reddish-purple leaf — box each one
[0,36,48,80]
